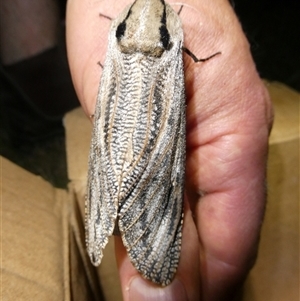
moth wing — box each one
[85,42,120,266]
[118,48,185,286]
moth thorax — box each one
[118,39,168,57]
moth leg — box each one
[177,5,184,15]
[176,5,221,63]
[182,47,221,63]
[99,13,113,21]
[97,13,112,69]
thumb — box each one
[115,237,188,301]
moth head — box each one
[115,0,173,57]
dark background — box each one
[233,0,299,91]
[1,0,299,188]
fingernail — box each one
[128,277,188,301]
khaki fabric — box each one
[1,157,70,300]
[1,81,299,301]
[1,157,103,301]
[243,82,299,300]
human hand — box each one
[66,0,273,300]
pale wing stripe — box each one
[118,135,174,221]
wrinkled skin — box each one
[66,0,273,300]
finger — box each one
[183,1,273,300]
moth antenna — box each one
[97,61,104,69]
[182,47,221,63]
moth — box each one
[86,0,219,286]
